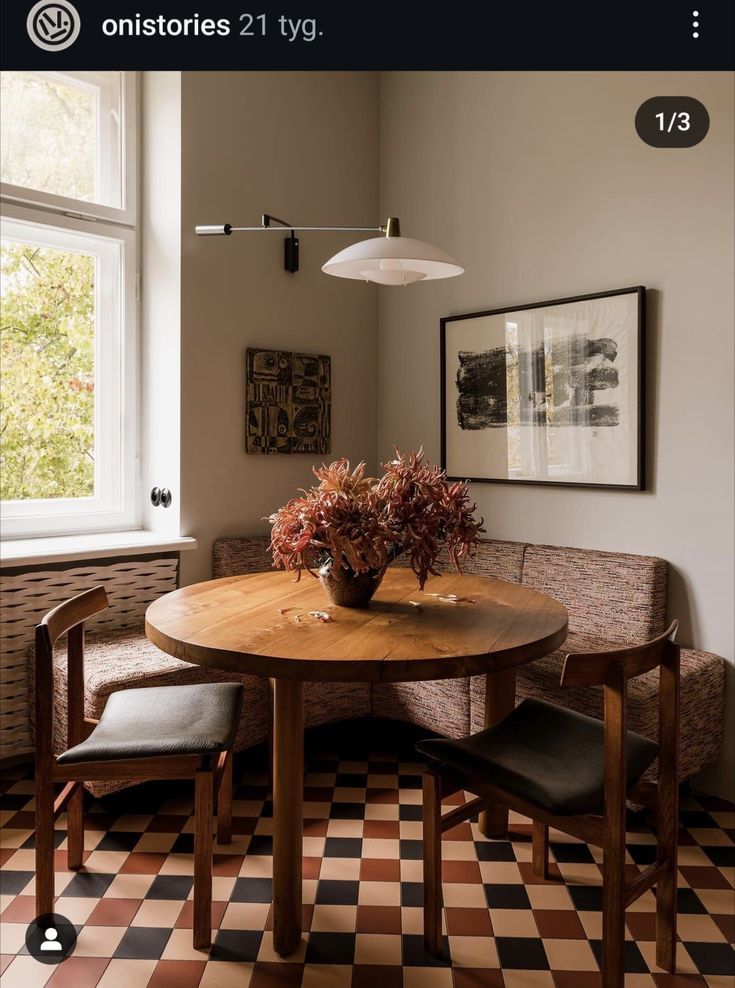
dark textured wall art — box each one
[246,348,331,455]
[441,288,645,490]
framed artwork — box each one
[246,348,331,455]
[441,287,645,489]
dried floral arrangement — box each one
[268,448,484,590]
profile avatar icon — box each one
[25,912,76,964]
[40,927,63,951]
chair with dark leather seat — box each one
[417,621,680,988]
[34,586,243,949]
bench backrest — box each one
[436,538,527,584]
[388,539,527,585]
[521,543,667,643]
[212,536,272,578]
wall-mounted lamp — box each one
[194,214,463,286]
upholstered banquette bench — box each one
[379,539,724,783]
[32,536,725,795]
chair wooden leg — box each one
[66,781,85,870]
[193,769,214,949]
[655,790,678,970]
[478,667,516,837]
[35,773,55,918]
[602,832,626,988]
[656,856,677,971]
[656,650,680,973]
[217,751,233,845]
[532,820,549,879]
[423,769,444,956]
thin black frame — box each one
[440,286,646,491]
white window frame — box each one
[1,72,138,539]
[1,72,137,225]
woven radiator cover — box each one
[0,557,178,758]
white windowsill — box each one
[0,531,197,568]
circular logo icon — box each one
[27,0,81,51]
[25,913,77,965]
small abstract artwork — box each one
[441,288,644,489]
[246,348,331,455]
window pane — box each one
[0,71,121,207]
[0,239,95,500]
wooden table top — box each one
[145,569,568,683]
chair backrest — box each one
[560,620,679,688]
[35,587,109,766]
[561,621,680,816]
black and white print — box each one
[442,288,644,489]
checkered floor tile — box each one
[1,719,733,987]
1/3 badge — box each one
[635,96,710,148]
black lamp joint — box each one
[284,233,300,273]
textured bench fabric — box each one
[213,536,371,725]
[372,676,471,738]
[472,630,610,734]
[373,540,528,738]
[382,538,527,589]
[520,543,668,643]
[213,535,271,579]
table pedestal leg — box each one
[478,667,517,838]
[272,679,304,956]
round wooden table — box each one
[146,568,568,955]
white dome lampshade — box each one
[321,217,463,285]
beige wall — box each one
[178,71,380,585]
[378,72,735,797]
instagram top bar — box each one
[2,0,734,70]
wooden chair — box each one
[35,586,242,949]
[418,621,680,988]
